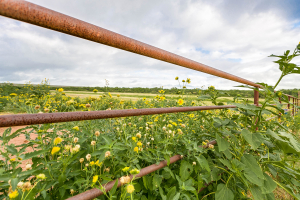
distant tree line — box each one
[1,83,299,98]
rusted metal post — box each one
[254,88,259,106]
[0,0,262,88]
[293,97,295,116]
[279,97,281,120]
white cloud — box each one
[0,0,300,90]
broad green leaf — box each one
[241,154,264,179]
[219,159,233,172]
[261,173,277,194]
[164,167,175,179]
[243,168,263,186]
[166,186,177,199]
[153,174,162,189]
[196,155,210,172]
[173,193,180,200]
[180,160,193,181]
[264,193,275,200]
[216,134,230,152]
[250,186,264,200]
[241,129,263,150]
[215,184,234,200]
[184,186,196,191]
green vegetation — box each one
[0,44,300,199]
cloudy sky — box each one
[0,0,300,90]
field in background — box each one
[60,90,264,104]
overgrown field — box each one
[0,45,300,200]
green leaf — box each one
[101,135,112,145]
[173,193,180,200]
[243,168,263,186]
[11,178,18,191]
[153,174,162,189]
[241,129,263,150]
[58,174,66,184]
[59,187,66,198]
[196,155,210,172]
[164,154,170,166]
[109,179,118,196]
[142,176,148,190]
[180,160,193,181]
[166,186,177,199]
[184,186,196,191]
[264,193,275,200]
[261,173,277,194]
[24,150,48,160]
[241,154,264,179]
[250,186,264,200]
[6,145,18,155]
[159,187,167,200]
[216,134,230,152]
[164,167,175,179]
[215,184,234,200]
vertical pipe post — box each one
[254,88,259,106]
[293,97,295,116]
[279,97,282,120]
[288,96,290,110]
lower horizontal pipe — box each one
[0,106,236,127]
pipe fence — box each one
[0,0,299,199]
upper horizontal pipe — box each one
[0,0,262,88]
[0,105,236,127]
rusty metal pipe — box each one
[0,0,261,88]
[67,140,217,200]
[254,88,259,106]
[0,105,236,127]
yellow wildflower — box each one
[137,141,142,146]
[178,99,184,105]
[8,190,19,199]
[122,167,130,172]
[132,137,137,142]
[175,76,179,80]
[58,88,64,92]
[37,174,46,180]
[93,175,98,183]
[72,126,79,131]
[127,184,135,193]
[134,147,139,153]
[51,147,60,155]
[54,137,63,145]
